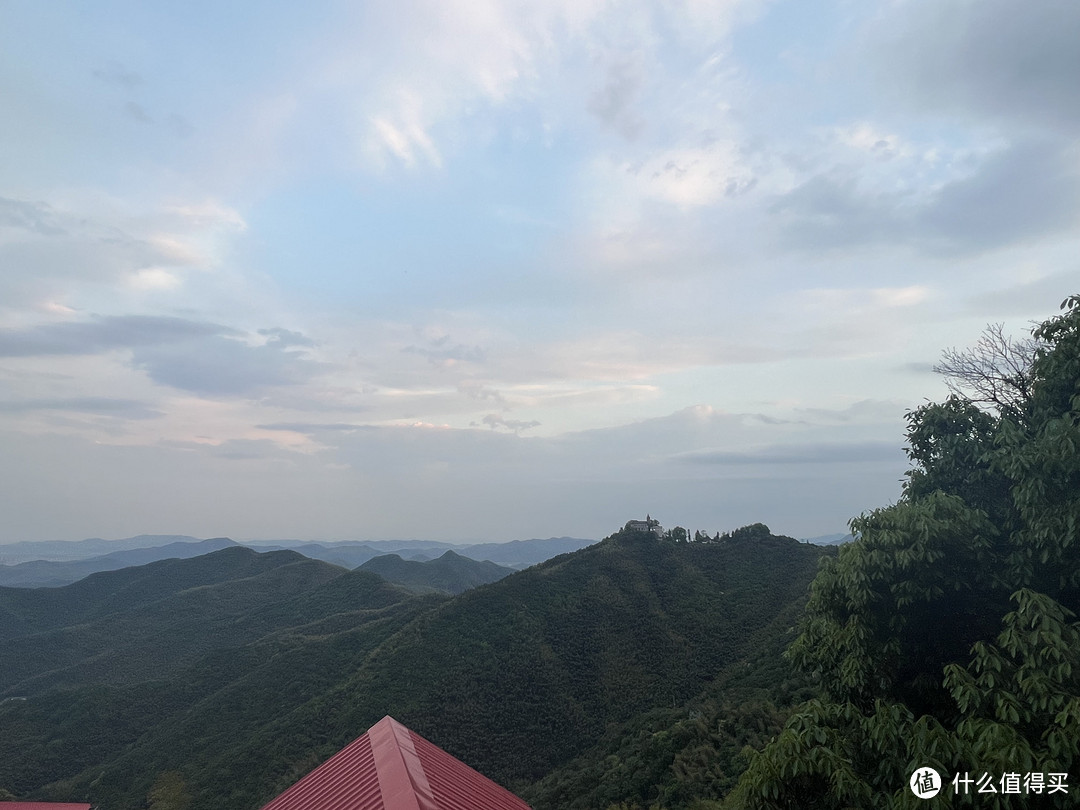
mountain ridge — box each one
[0,535,598,585]
[0,526,830,810]
[0,538,240,588]
[357,549,516,594]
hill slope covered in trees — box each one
[0,525,828,810]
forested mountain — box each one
[522,584,817,810]
[0,546,337,647]
[254,536,598,569]
[0,548,364,694]
[0,525,827,810]
[0,535,598,585]
[0,547,437,805]
[243,540,399,569]
[358,549,516,593]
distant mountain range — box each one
[0,526,831,809]
[0,535,205,565]
[0,535,597,589]
[800,532,852,545]
[0,538,239,588]
[252,536,597,569]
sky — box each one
[1,0,1078,545]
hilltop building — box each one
[260,715,531,810]
[624,514,663,537]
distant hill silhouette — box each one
[0,535,203,565]
[456,536,597,567]
[253,536,597,570]
[0,535,598,585]
[0,538,239,588]
[800,532,852,546]
[358,550,515,594]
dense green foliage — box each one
[731,296,1080,809]
[524,592,818,810]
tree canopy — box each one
[729,295,1080,809]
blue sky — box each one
[1,0,1078,544]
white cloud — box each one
[833,123,908,161]
[0,192,252,314]
[40,301,77,316]
[143,235,207,266]
[622,142,756,208]
[250,0,762,176]
[2,0,1077,545]
[369,107,442,169]
[166,199,247,231]
[129,267,182,291]
[798,285,931,313]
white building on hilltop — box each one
[624,514,663,537]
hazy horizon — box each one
[2,1,1077,544]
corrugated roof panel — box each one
[410,730,531,810]
[259,731,384,810]
[258,716,531,810]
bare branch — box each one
[933,323,1042,418]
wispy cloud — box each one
[0,397,162,419]
[0,316,229,357]
[0,0,1075,542]
[674,440,902,466]
[92,60,143,90]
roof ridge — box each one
[369,716,438,810]
[258,714,531,810]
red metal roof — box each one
[260,716,531,810]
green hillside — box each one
[0,546,320,642]
[0,525,827,810]
[522,613,814,810]
[0,548,438,803]
[0,549,358,695]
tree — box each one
[728,523,772,542]
[934,322,1040,421]
[729,295,1080,809]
